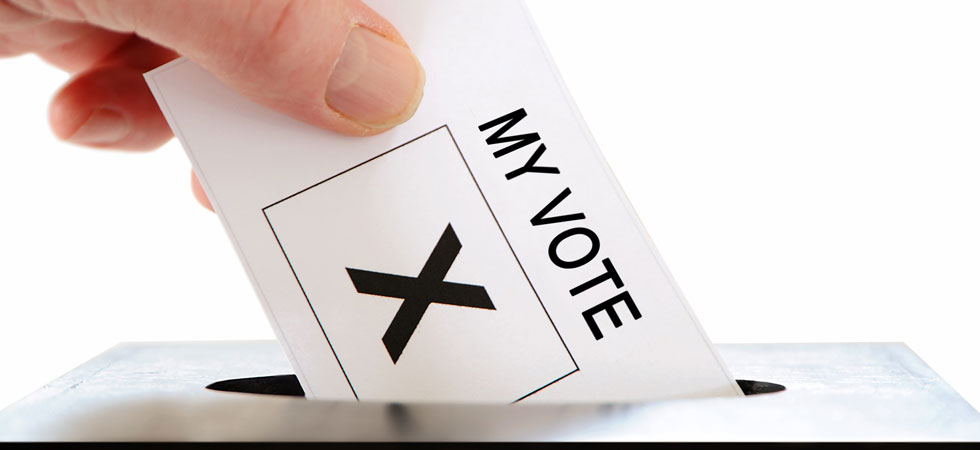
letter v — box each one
[531,188,586,226]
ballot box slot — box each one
[206,375,305,397]
[206,375,785,398]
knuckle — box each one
[226,1,312,76]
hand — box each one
[1,0,426,209]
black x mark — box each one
[346,224,495,364]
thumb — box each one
[15,0,425,136]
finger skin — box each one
[47,36,178,150]
[0,0,47,32]
[34,23,130,72]
[50,64,173,150]
[1,1,136,72]
[12,0,423,136]
[2,18,124,65]
[191,171,214,212]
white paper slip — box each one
[145,0,742,403]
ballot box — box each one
[1,341,978,442]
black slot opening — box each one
[207,375,785,398]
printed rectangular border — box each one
[261,125,578,402]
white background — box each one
[1,0,977,411]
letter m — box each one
[477,108,541,158]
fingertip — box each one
[49,65,173,151]
[191,171,214,212]
[323,26,426,134]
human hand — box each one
[1,0,425,208]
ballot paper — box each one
[145,0,742,403]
